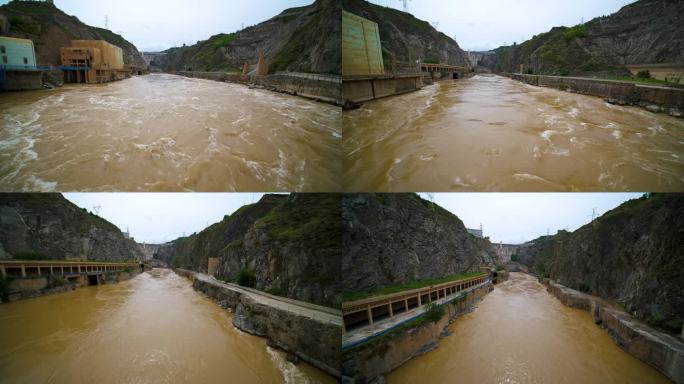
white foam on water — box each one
[568,107,580,118]
[24,175,57,192]
[266,346,310,384]
[451,177,472,188]
[612,130,622,140]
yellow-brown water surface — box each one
[387,272,672,384]
[0,269,335,384]
[343,75,684,191]
[0,74,341,192]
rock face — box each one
[153,0,341,75]
[515,194,684,334]
[342,194,499,295]
[0,0,146,67]
[156,194,342,308]
[0,194,143,262]
[487,0,684,75]
[342,0,470,69]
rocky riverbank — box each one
[541,278,684,384]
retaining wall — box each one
[1,70,43,91]
[174,71,342,105]
[342,75,423,107]
[342,283,492,383]
[543,279,684,384]
[509,73,684,117]
[178,269,342,379]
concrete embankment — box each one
[1,269,139,303]
[508,73,684,117]
[174,71,342,106]
[541,278,684,384]
[342,282,492,383]
[175,269,342,379]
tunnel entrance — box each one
[87,274,100,286]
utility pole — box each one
[588,207,598,221]
[398,0,410,12]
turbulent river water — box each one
[387,272,671,384]
[343,75,684,192]
[0,269,335,384]
[0,74,341,192]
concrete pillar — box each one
[417,294,421,307]
[78,265,81,273]
[50,266,54,276]
[404,299,409,312]
[37,266,41,276]
[388,302,393,317]
[0,265,5,278]
[61,266,64,275]
[21,264,26,277]
[367,306,373,325]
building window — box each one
[23,57,28,65]
[2,56,7,64]
[0,46,5,54]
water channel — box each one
[0,74,341,192]
[387,272,671,384]
[0,269,335,384]
[343,74,684,192]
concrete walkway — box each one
[192,272,342,326]
[342,280,491,349]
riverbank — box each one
[1,261,140,303]
[175,268,342,379]
[508,73,684,117]
[342,281,492,382]
[173,71,342,106]
[541,277,684,384]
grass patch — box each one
[13,251,47,260]
[563,24,587,42]
[342,271,485,302]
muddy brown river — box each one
[343,75,684,192]
[387,272,671,384]
[0,74,341,192]
[0,269,335,384]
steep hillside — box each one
[514,194,684,334]
[0,194,143,262]
[157,194,342,308]
[153,0,341,75]
[342,194,499,297]
[490,0,684,75]
[342,0,470,69]
[0,0,145,66]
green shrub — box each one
[563,24,587,42]
[526,68,534,75]
[49,276,66,288]
[0,275,14,302]
[237,267,256,288]
[578,283,590,293]
[424,302,445,323]
[13,251,46,260]
[9,16,41,35]
[637,70,651,79]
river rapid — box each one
[343,75,684,192]
[0,74,341,192]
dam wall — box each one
[542,278,684,384]
[508,73,684,117]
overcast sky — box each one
[369,0,634,51]
[63,193,643,246]
[0,0,313,52]
[64,193,265,244]
[420,193,643,244]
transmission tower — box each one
[105,15,109,29]
[431,21,439,29]
[398,0,410,12]
[92,205,101,215]
[588,207,598,221]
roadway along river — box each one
[0,74,341,192]
[0,269,335,384]
[343,75,684,191]
[387,272,671,384]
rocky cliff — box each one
[153,0,341,75]
[0,0,146,67]
[157,194,341,308]
[342,194,499,296]
[488,0,684,76]
[342,0,470,69]
[0,194,143,262]
[515,193,684,334]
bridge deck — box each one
[0,260,139,278]
[421,63,469,72]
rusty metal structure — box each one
[60,40,130,84]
